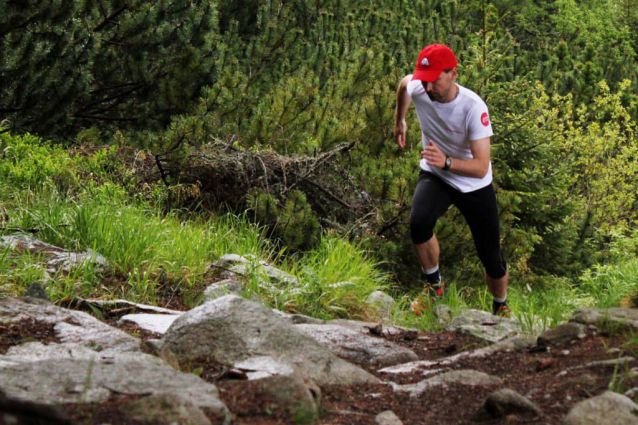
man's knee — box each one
[483,252,507,280]
[410,211,435,245]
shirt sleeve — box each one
[405,74,415,97]
[467,103,494,141]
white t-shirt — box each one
[406,76,494,193]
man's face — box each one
[422,68,457,103]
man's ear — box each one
[451,67,458,80]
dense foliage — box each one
[2,0,637,288]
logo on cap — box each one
[421,58,429,67]
[481,112,490,127]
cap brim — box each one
[412,69,442,82]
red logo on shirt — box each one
[481,112,490,127]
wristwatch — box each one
[443,156,452,171]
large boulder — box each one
[0,358,228,417]
[163,295,379,385]
[0,297,139,353]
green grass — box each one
[1,129,638,328]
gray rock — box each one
[375,410,403,425]
[215,254,298,285]
[0,358,228,417]
[557,357,636,377]
[366,291,394,320]
[379,337,534,375]
[202,277,244,301]
[224,374,319,424]
[447,309,533,343]
[214,253,253,268]
[119,313,181,335]
[0,297,140,353]
[123,394,212,425]
[295,323,418,368]
[538,322,587,346]
[1,235,109,275]
[474,388,542,420]
[570,308,638,333]
[24,282,50,301]
[163,295,379,385]
[76,298,183,315]
[233,355,297,380]
[329,319,416,338]
[285,313,326,325]
[562,391,638,425]
[392,369,502,397]
[433,304,452,325]
[1,342,164,366]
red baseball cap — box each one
[412,44,457,82]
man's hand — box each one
[394,119,407,149]
[421,140,446,169]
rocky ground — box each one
[2,239,638,425]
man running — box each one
[394,44,510,316]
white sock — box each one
[493,296,507,303]
[422,265,439,275]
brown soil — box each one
[0,318,60,354]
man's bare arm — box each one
[421,137,491,178]
[394,75,412,149]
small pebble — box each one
[562,350,570,356]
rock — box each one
[163,295,379,385]
[214,253,253,268]
[284,313,325,325]
[378,337,534,375]
[202,277,244,301]
[366,291,394,320]
[570,308,638,333]
[557,357,636,377]
[1,235,109,276]
[433,304,452,325]
[123,394,212,425]
[0,392,74,425]
[562,391,638,425]
[233,356,297,380]
[391,369,502,397]
[24,282,50,301]
[329,319,416,338]
[0,358,228,418]
[120,313,181,335]
[1,342,164,366]
[76,298,183,315]
[375,410,403,425]
[537,322,587,346]
[295,323,418,367]
[565,374,598,388]
[215,254,298,285]
[224,374,319,424]
[0,297,140,353]
[474,388,542,420]
[446,309,534,343]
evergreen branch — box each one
[93,5,128,33]
[71,114,137,122]
[303,178,353,209]
[154,153,170,188]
